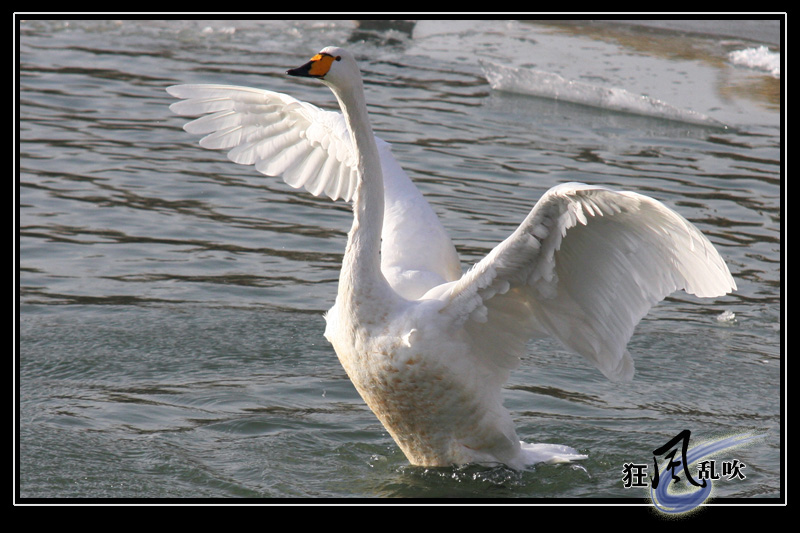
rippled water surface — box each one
[18,19,782,502]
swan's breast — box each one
[325,305,519,466]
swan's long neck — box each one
[328,78,394,313]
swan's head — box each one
[287,46,361,90]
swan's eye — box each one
[335,56,341,61]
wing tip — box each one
[600,350,635,382]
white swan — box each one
[167,46,736,469]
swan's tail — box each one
[520,442,588,464]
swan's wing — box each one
[374,139,462,298]
[168,84,359,201]
[435,182,736,381]
[167,84,461,296]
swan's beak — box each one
[287,53,335,78]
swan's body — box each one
[168,47,736,469]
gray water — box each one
[18,19,782,502]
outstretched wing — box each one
[168,84,359,201]
[168,84,461,298]
[435,182,736,381]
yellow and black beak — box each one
[287,53,337,78]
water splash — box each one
[728,46,781,78]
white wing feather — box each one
[436,182,736,381]
[168,84,359,201]
[168,84,461,298]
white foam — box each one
[728,45,781,78]
[480,60,729,129]
[716,310,737,323]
